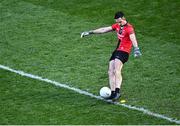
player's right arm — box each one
[81,26,113,38]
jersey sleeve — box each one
[111,24,117,31]
[127,25,135,35]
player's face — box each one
[115,17,126,25]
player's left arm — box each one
[130,33,142,57]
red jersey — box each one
[112,23,135,54]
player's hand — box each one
[81,31,94,38]
[134,47,142,58]
[81,31,90,38]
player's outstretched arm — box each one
[81,26,113,38]
[130,33,142,57]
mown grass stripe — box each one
[0,64,179,124]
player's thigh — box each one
[108,60,115,74]
[114,59,123,72]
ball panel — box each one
[99,87,111,98]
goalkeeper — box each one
[81,11,141,100]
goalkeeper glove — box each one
[81,31,93,38]
[134,47,142,58]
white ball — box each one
[99,87,111,98]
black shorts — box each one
[109,50,129,64]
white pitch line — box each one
[0,64,179,124]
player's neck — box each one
[120,21,128,27]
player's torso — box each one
[114,23,133,53]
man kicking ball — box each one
[81,11,142,100]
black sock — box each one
[115,88,120,93]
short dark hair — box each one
[114,11,124,19]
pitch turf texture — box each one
[0,0,179,125]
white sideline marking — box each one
[0,64,179,124]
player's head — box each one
[114,11,126,25]
[114,11,124,19]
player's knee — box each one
[115,69,121,76]
[108,69,114,76]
